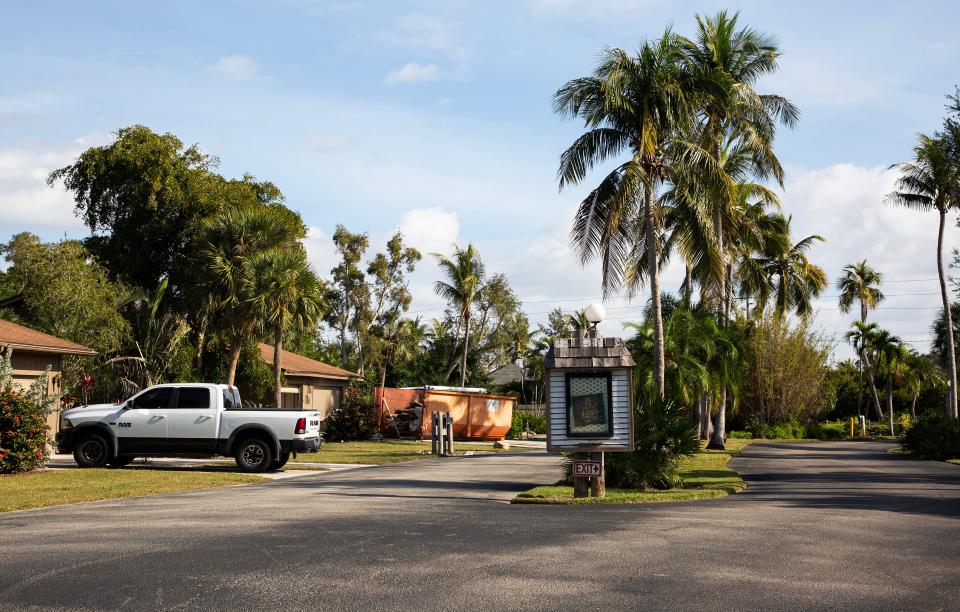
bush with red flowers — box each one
[0,382,49,474]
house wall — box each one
[8,350,63,439]
[283,375,348,420]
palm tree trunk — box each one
[684,265,693,306]
[911,392,917,419]
[643,187,665,399]
[887,375,895,436]
[699,392,711,440]
[194,314,208,374]
[937,209,958,418]
[460,312,471,387]
[227,338,243,387]
[273,325,283,408]
[861,351,884,421]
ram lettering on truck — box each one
[56,383,323,473]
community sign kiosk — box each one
[544,326,635,498]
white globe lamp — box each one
[585,303,606,328]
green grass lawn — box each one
[0,469,262,513]
[295,439,528,465]
[512,439,751,505]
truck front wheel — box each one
[235,438,273,473]
[74,433,110,468]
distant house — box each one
[0,319,96,437]
[488,362,528,388]
[257,343,362,418]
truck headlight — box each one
[61,416,73,430]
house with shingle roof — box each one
[0,319,96,438]
[257,343,361,419]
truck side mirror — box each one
[124,400,133,410]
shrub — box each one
[728,430,753,439]
[323,383,376,442]
[806,421,848,440]
[572,398,698,490]
[900,412,960,460]
[506,412,546,439]
[867,422,890,437]
[0,383,49,474]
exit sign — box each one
[572,460,602,478]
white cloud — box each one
[782,163,960,359]
[208,55,259,81]
[398,207,459,255]
[384,62,444,85]
[302,226,339,276]
[0,147,87,231]
[377,14,469,85]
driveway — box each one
[1,441,958,610]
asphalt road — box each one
[1,441,958,611]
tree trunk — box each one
[460,312,471,387]
[273,325,283,408]
[699,392,711,440]
[861,351,884,421]
[887,375,895,436]
[684,265,693,306]
[937,209,958,418]
[911,392,917,419]
[643,187,665,399]
[226,338,243,387]
[194,314,208,374]
[708,387,727,450]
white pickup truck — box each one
[55,383,322,472]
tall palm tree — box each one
[845,321,885,421]
[432,244,485,387]
[873,329,908,435]
[887,133,960,418]
[554,33,728,399]
[249,246,325,408]
[675,12,796,450]
[678,10,798,319]
[201,206,300,386]
[837,260,884,323]
[741,216,827,318]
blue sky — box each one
[2,0,959,359]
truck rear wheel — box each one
[270,452,290,471]
[74,433,110,468]
[235,438,273,473]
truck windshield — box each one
[222,387,241,408]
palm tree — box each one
[554,33,728,399]
[432,244,485,387]
[249,246,325,408]
[741,216,827,318]
[873,330,908,435]
[678,10,798,320]
[201,206,299,386]
[845,321,885,422]
[378,317,425,391]
[568,309,592,331]
[887,133,960,418]
[837,260,884,323]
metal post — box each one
[431,412,439,455]
[446,414,454,456]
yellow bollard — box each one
[849,417,855,439]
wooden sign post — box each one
[544,324,635,499]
